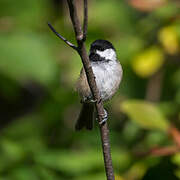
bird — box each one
[75,39,123,130]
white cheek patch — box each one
[96,48,116,61]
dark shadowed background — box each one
[0,0,180,179]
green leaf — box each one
[172,153,180,166]
[35,166,59,180]
[0,33,58,86]
[10,167,39,180]
[0,0,50,28]
[144,131,168,148]
[0,139,26,172]
[125,163,147,180]
[153,2,180,20]
[34,150,103,175]
[34,149,131,175]
[170,154,180,178]
[74,173,106,180]
[120,100,169,131]
[0,139,25,161]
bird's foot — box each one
[81,96,97,104]
[99,109,108,125]
[88,99,97,103]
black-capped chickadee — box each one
[76,39,123,130]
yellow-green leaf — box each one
[120,100,169,131]
[158,26,179,55]
[132,47,164,78]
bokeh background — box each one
[0,0,180,179]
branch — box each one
[48,22,78,51]
[67,1,115,179]
[48,0,115,179]
[135,146,179,157]
[135,126,180,158]
[83,0,88,40]
[169,126,180,148]
[67,0,83,42]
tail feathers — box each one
[75,103,94,130]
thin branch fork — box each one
[48,0,115,179]
[47,23,78,51]
[135,126,180,158]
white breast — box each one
[91,60,122,101]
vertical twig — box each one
[48,0,115,179]
[83,0,88,40]
[67,0,83,42]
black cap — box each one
[90,39,115,52]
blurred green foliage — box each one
[0,0,180,179]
